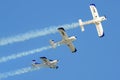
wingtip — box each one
[104,15,107,20]
[40,57,47,59]
[99,33,105,38]
[56,66,59,69]
[72,48,77,53]
[58,27,65,31]
[57,60,59,62]
[90,4,96,7]
[32,60,36,61]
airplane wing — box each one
[67,42,77,53]
[90,4,99,19]
[58,27,68,39]
[40,57,49,63]
[90,4,104,37]
[95,22,104,37]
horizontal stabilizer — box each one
[49,40,56,48]
[78,19,85,31]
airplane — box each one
[78,4,107,37]
[50,27,77,53]
[32,57,59,69]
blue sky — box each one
[0,0,119,80]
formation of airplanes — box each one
[32,4,106,69]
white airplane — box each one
[32,57,59,69]
[79,4,106,37]
[50,27,77,53]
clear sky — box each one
[0,0,119,80]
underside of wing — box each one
[40,57,49,63]
[58,27,68,39]
[90,4,99,19]
[67,42,77,53]
[95,22,104,37]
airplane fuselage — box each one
[32,60,58,69]
[82,16,106,25]
[44,60,57,66]
[32,63,41,67]
[59,36,76,45]
[43,60,58,68]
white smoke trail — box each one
[0,45,52,63]
[0,22,79,46]
[0,66,44,79]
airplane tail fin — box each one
[32,60,37,64]
[78,19,85,32]
[32,60,40,66]
[49,40,56,48]
[32,60,36,66]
